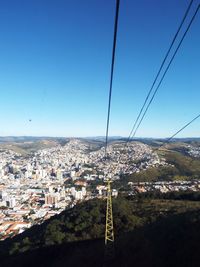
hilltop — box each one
[0,137,70,155]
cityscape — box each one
[1,138,200,241]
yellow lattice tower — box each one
[104,179,114,261]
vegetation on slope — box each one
[1,193,200,259]
[116,148,200,186]
[1,193,200,266]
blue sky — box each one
[0,0,199,137]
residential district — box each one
[0,139,199,240]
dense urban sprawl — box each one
[0,139,199,240]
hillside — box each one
[116,142,200,186]
[1,194,200,266]
[0,137,70,155]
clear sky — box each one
[0,0,199,138]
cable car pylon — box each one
[104,179,114,261]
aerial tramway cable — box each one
[155,113,200,152]
[128,1,199,140]
[105,0,120,158]
[115,1,200,170]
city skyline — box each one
[0,0,200,138]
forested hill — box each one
[1,194,200,266]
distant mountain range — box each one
[0,136,200,144]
